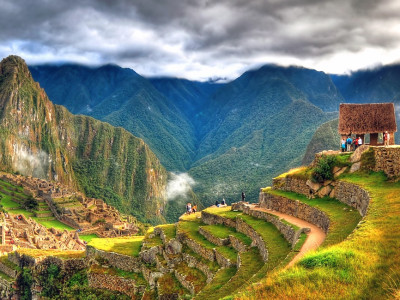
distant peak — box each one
[0,55,31,80]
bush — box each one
[311,155,337,183]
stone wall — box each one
[272,176,312,197]
[198,227,230,246]
[201,211,236,228]
[183,237,215,262]
[0,277,14,299]
[0,261,18,279]
[88,272,145,298]
[182,253,215,283]
[260,193,330,233]
[175,269,195,295]
[235,217,268,262]
[86,246,141,272]
[228,235,248,253]
[372,146,400,179]
[214,249,235,268]
[335,181,370,216]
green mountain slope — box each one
[0,56,167,223]
[30,64,196,171]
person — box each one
[341,138,346,152]
[346,136,352,152]
[221,198,226,206]
[241,192,246,202]
[353,136,359,150]
[215,200,220,207]
[384,131,390,146]
[186,203,192,214]
[358,136,363,147]
[192,205,197,213]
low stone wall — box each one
[272,176,312,197]
[236,217,268,262]
[184,237,215,262]
[228,235,248,253]
[174,270,195,295]
[260,193,330,233]
[86,246,141,272]
[198,227,229,246]
[141,265,163,287]
[372,147,400,179]
[214,249,235,268]
[182,253,215,283]
[0,277,14,299]
[201,211,236,228]
[88,272,144,298]
[0,261,18,279]
[335,181,370,216]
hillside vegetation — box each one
[0,56,167,223]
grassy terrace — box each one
[142,227,163,248]
[16,249,85,259]
[79,233,99,243]
[0,255,21,272]
[203,206,242,220]
[157,272,190,297]
[266,189,362,247]
[178,216,238,263]
[181,245,220,273]
[195,267,236,300]
[200,224,252,246]
[88,236,144,257]
[238,171,400,299]
[157,223,176,241]
[89,264,147,285]
[175,262,207,293]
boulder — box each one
[306,180,321,192]
[350,162,361,173]
[318,185,332,197]
[165,239,182,255]
[334,167,347,178]
[350,145,370,163]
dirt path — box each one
[250,205,326,267]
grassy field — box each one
[237,171,400,299]
[32,218,75,231]
[88,236,144,257]
[200,224,252,246]
[16,248,85,259]
[79,234,99,243]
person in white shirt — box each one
[358,137,362,147]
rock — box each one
[323,180,332,186]
[332,166,341,174]
[350,162,361,173]
[350,145,370,163]
[329,188,336,198]
[306,180,321,192]
[165,239,182,255]
[334,167,347,178]
[318,185,332,197]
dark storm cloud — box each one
[0,0,399,79]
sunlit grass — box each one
[88,236,144,257]
[79,233,99,243]
[201,224,252,246]
[32,218,75,231]
[157,223,176,241]
[16,249,85,259]
[236,171,400,299]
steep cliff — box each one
[0,56,167,223]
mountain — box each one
[0,56,167,224]
[29,64,197,171]
[29,62,342,210]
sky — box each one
[1,0,400,81]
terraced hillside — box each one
[1,146,399,299]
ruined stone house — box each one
[338,103,397,145]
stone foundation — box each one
[335,181,370,216]
[86,246,141,272]
[201,211,236,228]
[372,146,400,179]
[198,227,230,246]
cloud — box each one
[12,143,49,179]
[166,172,195,200]
[1,0,400,80]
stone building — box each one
[338,103,397,145]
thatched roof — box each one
[338,103,397,135]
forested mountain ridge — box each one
[0,56,167,224]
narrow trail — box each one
[249,204,326,267]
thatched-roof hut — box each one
[338,103,397,146]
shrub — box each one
[311,155,337,183]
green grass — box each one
[88,236,144,257]
[8,209,34,218]
[79,234,99,243]
[0,194,20,208]
[143,227,163,248]
[195,267,237,300]
[0,270,13,282]
[267,189,362,247]
[32,218,75,231]
[157,224,176,241]
[175,262,207,293]
[0,255,21,272]
[90,264,147,285]
[178,218,238,263]
[198,248,263,300]
[157,272,190,297]
[238,171,400,300]
[16,249,85,259]
[203,206,241,220]
[200,224,252,246]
